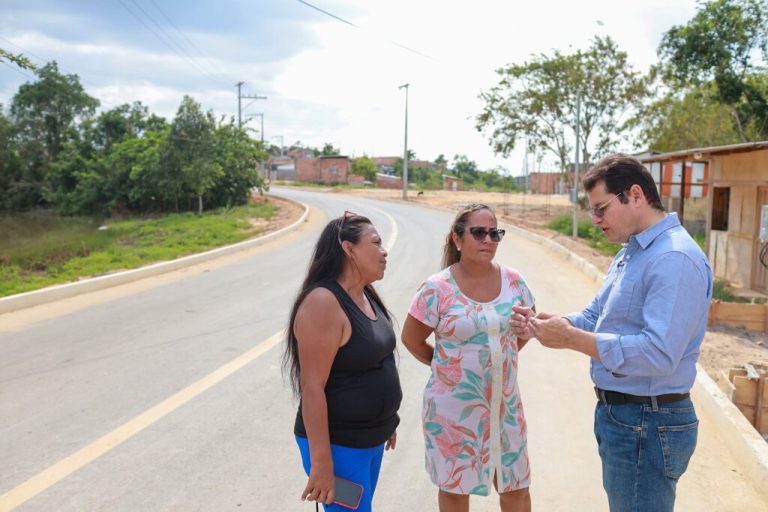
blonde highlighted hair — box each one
[441,203,495,268]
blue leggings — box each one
[295,435,385,512]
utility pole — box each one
[248,113,265,144]
[399,83,409,200]
[236,82,266,129]
[572,93,581,239]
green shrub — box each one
[547,214,622,256]
[712,279,751,303]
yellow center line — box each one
[0,330,285,511]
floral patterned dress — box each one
[408,265,535,496]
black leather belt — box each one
[595,387,690,405]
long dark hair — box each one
[441,203,494,268]
[282,213,391,398]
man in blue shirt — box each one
[513,154,713,511]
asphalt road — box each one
[0,188,766,511]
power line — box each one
[296,0,435,61]
[127,0,232,88]
[147,0,238,85]
[115,0,230,90]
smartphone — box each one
[333,477,363,510]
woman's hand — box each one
[301,460,335,505]
[511,305,534,339]
[385,430,397,451]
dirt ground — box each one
[288,187,768,385]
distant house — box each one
[442,175,463,191]
[528,172,566,194]
[296,156,351,184]
[638,141,768,291]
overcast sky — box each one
[0,0,699,174]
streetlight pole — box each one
[399,83,409,200]
[572,92,581,239]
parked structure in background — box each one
[442,175,463,191]
[639,141,768,293]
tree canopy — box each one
[477,36,648,174]
[0,61,267,215]
[658,0,768,140]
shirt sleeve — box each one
[408,278,441,329]
[563,294,601,332]
[519,275,535,309]
[596,252,711,376]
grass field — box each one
[0,201,276,297]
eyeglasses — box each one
[337,210,358,244]
[468,226,505,242]
[588,192,624,219]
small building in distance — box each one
[442,175,463,191]
[296,156,351,184]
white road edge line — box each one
[0,330,285,511]
[369,206,398,253]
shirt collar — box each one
[630,212,680,250]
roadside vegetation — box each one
[0,200,275,297]
[547,214,622,256]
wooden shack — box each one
[640,142,768,291]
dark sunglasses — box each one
[337,210,358,244]
[468,226,505,242]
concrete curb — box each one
[0,195,309,315]
[504,220,768,496]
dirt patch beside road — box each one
[256,193,305,233]
[331,187,768,383]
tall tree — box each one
[9,61,99,209]
[318,142,340,156]
[167,96,221,215]
[631,83,742,152]
[451,155,480,181]
[209,118,266,208]
[477,37,648,175]
[351,156,378,181]
[0,107,23,211]
[659,0,768,139]
[87,102,165,151]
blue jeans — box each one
[594,397,698,512]
[295,435,385,512]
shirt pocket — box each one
[605,275,636,317]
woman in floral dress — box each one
[401,204,535,512]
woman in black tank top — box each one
[283,211,402,511]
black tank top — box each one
[294,280,402,448]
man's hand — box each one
[529,314,572,349]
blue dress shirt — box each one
[565,213,713,396]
